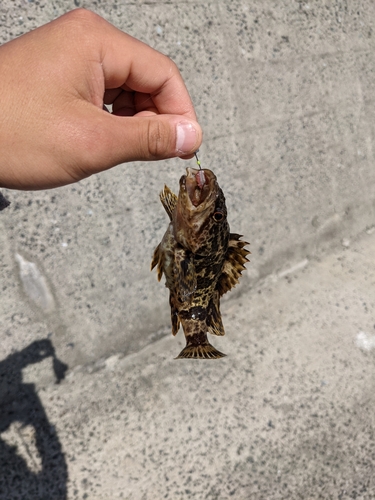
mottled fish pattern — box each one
[151,167,249,359]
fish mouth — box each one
[181,168,217,208]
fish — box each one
[151,167,250,359]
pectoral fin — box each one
[217,234,250,296]
[151,242,164,281]
[151,243,165,281]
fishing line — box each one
[194,150,206,189]
[194,150,202,171]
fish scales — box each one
[151,167,249,359]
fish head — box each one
[183,168,216,208]
[174,168,228,254]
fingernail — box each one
[176,121,197,154]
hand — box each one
[0,9,202,190]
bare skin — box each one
[0,9,202,190]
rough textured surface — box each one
[1,1,375,499]
[2,230,375,499]
[2,0,375,367]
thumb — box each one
[95,113,202,167]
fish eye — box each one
[213,211,224,222]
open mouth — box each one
[185,168,213,207]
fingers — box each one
[109,90,159,116]
[57,10,203,174]
[81,10,197,119]
[0,9,203,190]
[54,11,202,169]
[68,109,202,180]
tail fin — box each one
[176,341,226,360]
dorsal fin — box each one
[217,234,250,296]
[160,185,178,221]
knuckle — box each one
[165,58,179,76]
[64,8,100,26]
[61,9,104,41]
[147,120,171,159]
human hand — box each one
[0,9,202,190]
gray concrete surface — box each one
[1,1,375,499]
[2,0,375,367]
[2,229,375,499]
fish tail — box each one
[176,341,226,360]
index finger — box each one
[93,15,197,120]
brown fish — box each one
[151,167,249,359]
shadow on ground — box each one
[0,339,68,500]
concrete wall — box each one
[1,0,375,368]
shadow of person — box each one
[0,339,68,499]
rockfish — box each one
[151,167,249,359]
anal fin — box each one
[207,291,225,336]
[170,294,180,336]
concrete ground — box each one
[1,229,375,499]
[2,0,375,369]
[2,1,375,499]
